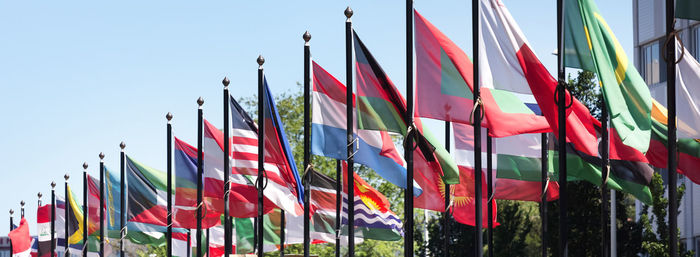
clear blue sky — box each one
[0,0,633,235]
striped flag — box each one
[307,169,362,245]
[36,205,52,257]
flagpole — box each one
[206,228,210,257]
[100,153,106,257]
[9,209,13,255]
[187,229,191,257]
[486,133,493,257]
[302,30,312,257]
[256,55,266,257]
[472,0,484,255]
[51,181,56,257]
[444,121,451,257]
[20,201,24,219]
[610,189,617,257]
[39,193,43,207]
[335,160,341,257]
[601,96,610,257]
[197,97,205,257]
[280,210,286,257]
[404,1,415,256]
[65,174,71,257]
[120,142,126,257]
[540,133,548,257]
[83,162,88,257]
[665,0,678,256]
[556,0,569,255]
[222,77,232,257]
[167,112,174,257]
[344,7,356,257]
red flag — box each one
[9,218,32,257]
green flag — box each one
[676,0,700,21]
[565,0,652,153]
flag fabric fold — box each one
[675,41,700,140]
[9,218,32,257]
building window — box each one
[640,39,667,85]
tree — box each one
[639,173,692,257]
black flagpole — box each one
[335,160,341,257]
[100,153,106,257]
[404,1,415,256]
[120,142,126,257]
[206,228,210,257]
[65,174,71,257]
[344,7,356,257]
[197,97,205,257]
[540,133,548,257]
[302,30,312,257]
[21,201,25,219]
[51,181,56,257]
[280,210,285,257]
[83,162,88,257]
[9,209,13,255]
[39,193,43,207]
[223,75,232,257]
[167,112,174,257]
[556,0,568,255]
[187,230,191,257]
[444,121,451,257]
[472,0,483,255]
[601,96,610,257]
[256,55,266,257]
[665,0,678,256]
[486,133,493,257]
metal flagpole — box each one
[302,30,312,257]
[206,228,210,257]
[404,1,415,256]
[187,230,191,257]
[610,189,617,257]
[100,153,106,257]
[472,0,484,256]
[344,7,355,257]
[65,174,71,257]
[167,112,174,257]
[222,76,231,257]
[540,133,548,257]
[665,0,678,256]
[20,201,24,219]
[197,97,205,257]
[39,193,43,206]
[444,121,451,257]
[51,181,56,257]
[601,96,610,257]
[487,133,493,257]
[9,209,13,255]
[556,0,568,255]
[257,55,266,257]
[83,162,88,257]
[280,210,285,257]
[120,142,126,257]
[335,160,341,257]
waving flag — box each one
[306,169,362,245]
[564,0,652,153]
[675,41,700,140]
[477,0,600,156]
[414,9,550,138]
[36,205,52,257]
[352,31,460,211]
[9,218,32,257]
[311,61,421,194]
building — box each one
[0,236,11,257]
[633,0,700,254]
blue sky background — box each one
[0,0,632,235]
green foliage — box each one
[639,173,693,257]
[492,200,535,256]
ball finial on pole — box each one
[166,112,173,121]
[51,181,56,189]
[120,141,126,150]
[20,201,24,207]
[303,31,312,42]
[222,77,230,88]
[38,192,42,199]
[99,152,105,160]
[344,6,353,18]
[257,55,265,67]
[9,209,13,216]
[197,97,204,106]
[83,162,88,170]
[64,174,70,181]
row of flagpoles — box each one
[6,0,699,257]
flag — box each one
[54,196,82,257]
[36,205,52,257]
[207,224,225,257]
[341,163,404,241]
[453,123,560,202]
[675,41,700,139]
[352,31,461,212]
[87,175,103,238]
[476,0,601,156]
[564,0,652,153]
[232,216,279,254]
[202,116,276,218]
[311,61,421,194]
[172,232,190,257]
[414,9,551,138]
[30,237,38,257]
[9,218,32,257]
[306,169,362,245]
[676,0,700,21]
[104,166,121,240]
[646,99,700,185]
[172,137,226,227]
[65,185,86,245]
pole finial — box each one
[257,55,265,66]
[222,77,230,87]
[344,6,353,18]
[120,141,126,150]
[83,162,88,170]
[197,97,204,106]
[38,192,42,199]
[9,209,13,215]
[303,31,312,42]
[99,152,105,160]
[51,181,56,188]
[64,174,70,181]
[20,201,25,207]
[166,112,173,121]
